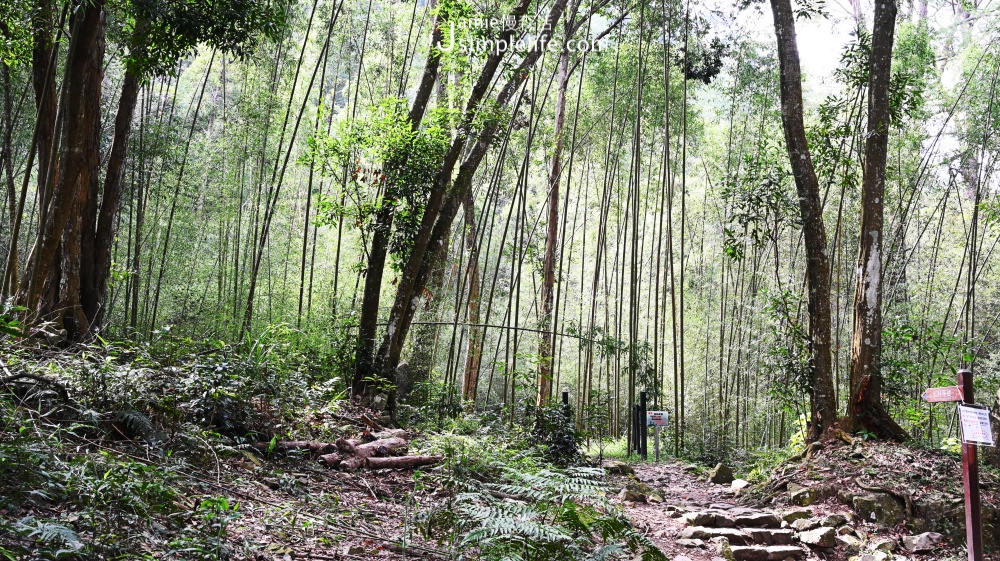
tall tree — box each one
[847,0,908,440]
[359,0,573,406]
[14,0,289,340]
[768,0,838,441]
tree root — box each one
[855,476,914,519]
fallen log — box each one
[338,436,408,459]
[365,455,442,469]
[253,441,338,456]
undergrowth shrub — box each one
[418,459,667,561]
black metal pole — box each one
[639,391,647,460]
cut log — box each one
[366,455,442,469]
[352,437,408,459]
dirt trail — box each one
[613,461,848,561]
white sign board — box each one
[646,411,669,427]
[959,405,995,446]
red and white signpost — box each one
[924,369,992,561]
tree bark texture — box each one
[848,0,908,441]
[768,0,838,440]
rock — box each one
[837,534,863,553]
[371,393,388,411]
[681,511,718,527]
[677,538,706,548]
[790,518,819,531]
[838,489,858,505]
[674,557,694,561]
[728,546,767,561]
[742,528,794,545]
[710,463,735,485]
[870,538,896,552]
[342,545,365,555]
[734,512,781,528]
[764,545,804,560]
[715,536,737,561]
[837,526,855,536]
[821,513,848,527]
[788,483,822,506]
[732,479,751,494]
[853,493,904,526]
[648,492,664,503]
[901,532,943,553]
[604,460,634,476]
[797,527,837,548]
[617,488,645,503]
[683,463,700,472]
[781,510,811,523]
[681,527,748,544]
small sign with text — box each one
[646,411,669,427]
[959,405,995,447]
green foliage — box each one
[529,400,583,467]
[421,462,667,561]
[168,496,241,560]
[124,0,292,78]
[311,97,452,268]
[720,137,797,261]
[0,0,32,67]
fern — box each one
[425,465,667,561]
[14,516,83,553]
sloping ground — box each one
[610,439,1000,561]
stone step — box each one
[680,511,736,528]
[678,526,748,544]
[742,527,795,545]
[733,512,781,528]
[729,545,804,561]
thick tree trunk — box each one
[461,192,482,402]
[768,0,838,441]
[19,1,106,340]
[537,47,570,406]
[847,0,908,441]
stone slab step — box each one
[734,512,781,528]
[678,526,747,544]
[742,527,795,545]
[729,545,804,561]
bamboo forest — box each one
[2,0,1000,558]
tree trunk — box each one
[19,0,106,340]
[461,191,483,402]
[32,0,57,230]
[375,0,570,408]
[847,0,908,441]
[768,0,838,441]
[537,46,570,406]
[351,19,443,397]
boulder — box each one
[837,534,863,553]
[901,532,943,553]
[790,518,819,531]
[710,463,735,485]
[797,527,837,547]
[853,493,904,526]
[821,513,848,527]
[727,545,767,561]
[617,488,645,503]
[732,479,751,494]
[604,460,634,476]
[677,538,706,548]
[870,538,896,552]
[781,510,811,524]
[788,483,822,506]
